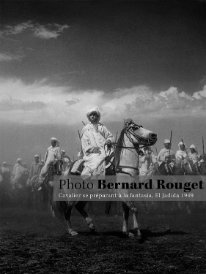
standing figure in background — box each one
[81,107,114,177]
[0,162,11,207]
[27,154,42,208]
[0,162,11,184]
[11,158,29,206]
[11,158,29,189]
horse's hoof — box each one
[89,223,97,233]
[133,228,142,238]
[128,232,135,238]
[131,207,138,213]
[89,227,97,235]
[68,230,78,236]
[122,232,129,238]
[122,232,134,238]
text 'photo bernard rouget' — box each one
[0,0,206,273]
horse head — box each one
[123,119,157,148]
[114,119,157,176]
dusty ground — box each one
[0,205,206,274]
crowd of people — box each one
[139,139,206,176]
[0,107,206,209]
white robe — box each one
[157,148,175,164]
[39,145,61,179]
[139,152,157,176]
[81,122,113,176]
[188,152,199,164]
[175,150,187,162]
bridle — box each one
[115,124,141,174]
[107,122,151,176]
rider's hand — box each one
[105,139,112,147]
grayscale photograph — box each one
[0,0,206,273]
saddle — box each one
[70,159,85,175]
[69,156,116,176]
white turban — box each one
[190,144,196,149]
[51,137,58,141]
[178,141,184,146]
[87,107,101,121]
[164,139,170,144]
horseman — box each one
[81,107,114,177]
[29,154,41,177]
[157,139,175,174]
[139,146,157,176]
[175,141,188,162]
[175,141,189,174]
[188,144,200,174]
[188,144,199,164]
[39,137,62,183]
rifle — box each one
[202,136,205,155]
[164,130,173,174]
[77,129,83,158]
[78,130,82,140]
[169,130,173,156]
[115,131,118,144]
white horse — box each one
[40,119,157,238]
[113,119,157,237]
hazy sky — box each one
[0,0,206,162]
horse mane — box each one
[114,127,126,169]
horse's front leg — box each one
[122,202,129,235]
[63,202,79,236]
[122,202,141,238]
[52,201,78,236]
[75,201,96,232]
[131,211,141,238]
